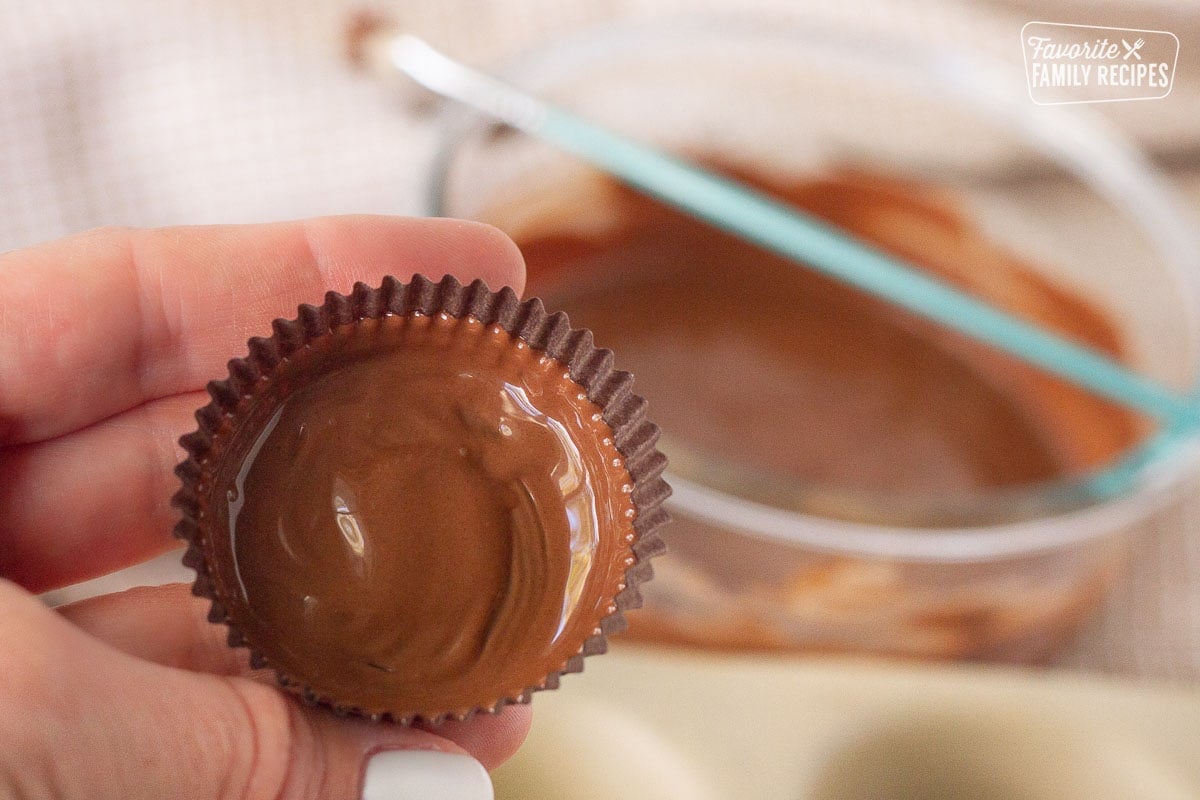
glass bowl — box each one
[423,17,1200,662]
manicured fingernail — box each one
[361,750,493,800]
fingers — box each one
[0,216,527,591]
[57,583,251,676]
[26,514,535,781]
[0,216,526,446]
[414,708,533,771]
[0,393,201,592]
[1,579,528,799]
[56,582,532,767]
[58,582,531,770]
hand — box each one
[0,217,530,800]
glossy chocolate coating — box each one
[202,313,635,716]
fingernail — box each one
[362,750,494,800]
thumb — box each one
[0,580,495,800]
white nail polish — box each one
[362,750,494,800]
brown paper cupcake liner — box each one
[171,274,669,724]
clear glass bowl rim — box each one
[422,16,1200,562]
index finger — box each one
[0,216,526,446]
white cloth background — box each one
[6,0,1200,683]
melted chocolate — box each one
[202,313,634,716]
[500,168,1142,509]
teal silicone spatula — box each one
[348,16,1197,435]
